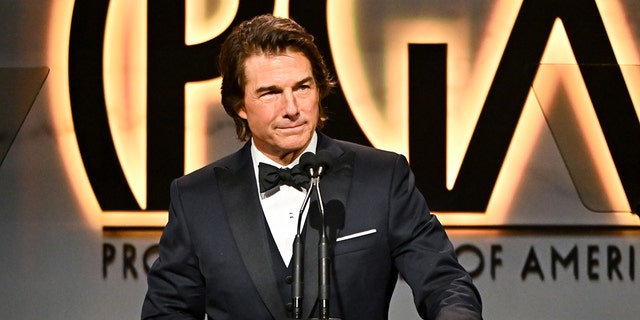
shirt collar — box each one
[250,132,318,189]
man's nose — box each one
[283,90,299,116]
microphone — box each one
[310,150,340,320]
[291,152,317,319]
[291,151,340,319]
[314,150,334,178]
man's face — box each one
[239,49,320,165]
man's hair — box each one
[218,14,335,141]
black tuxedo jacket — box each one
[142,132,482,319]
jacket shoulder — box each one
[332,138,405,166]
[174,143,250,190]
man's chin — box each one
[278,136,313,152]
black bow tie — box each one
[258,162,310,194]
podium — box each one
[0,67,49,166]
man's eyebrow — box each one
[255,85,279,94]
[254,77,314,94]
[295,76,314,86]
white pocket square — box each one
[336,229,377,242]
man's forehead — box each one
[243,52,314,86]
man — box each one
[142,14,482,320]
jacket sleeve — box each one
[141,179,206,319]
[387,155,482,320]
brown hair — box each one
[218,14,335,141]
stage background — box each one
[1,1,639,319]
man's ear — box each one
[235,104,247,120]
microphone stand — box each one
[292,152,340,319]
[292,170,315,319]
[309,167,341,320]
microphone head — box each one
[299,152,317,176]
[315,150,334,177]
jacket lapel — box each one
[215,146,289,319]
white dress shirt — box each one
[250,133,317,266]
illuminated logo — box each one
[406,1,639,214]
[48,1,639,228]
